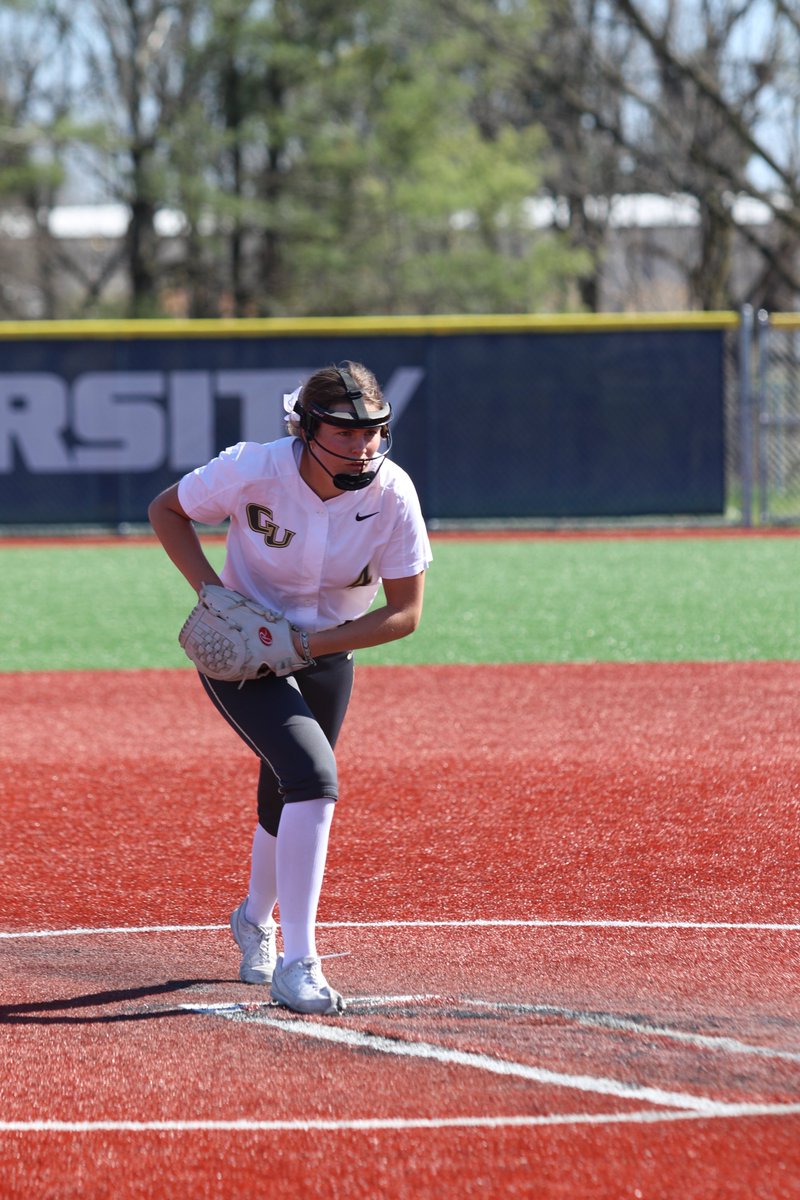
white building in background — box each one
[0,193,788,318]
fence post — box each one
[756,309,770,525]
[738,304,754,527]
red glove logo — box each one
[258,626,273,646]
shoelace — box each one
[243,926,274,960]
[301,959,325,986]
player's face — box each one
[312,421,383,475]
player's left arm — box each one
[296,572,426,659]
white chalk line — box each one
[5,924,798,1061]
[3,1106,800,1134]
[191,994,800,1065]
[3,993,798,1137]
[3,918,800,940]
[458,998,800,1064]
[182,1004,783,1118]
[0,924,226,939]
[4,925,798,1066]
[4,924,798,1126]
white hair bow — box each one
[283,386,303,427]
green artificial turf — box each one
[1,535,797,671]
[368,535,800,665]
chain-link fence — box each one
[721,308,800,528]
[754,312,800,525]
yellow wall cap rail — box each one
[0,311,741,340]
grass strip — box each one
[1,535,797,671]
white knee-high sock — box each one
[244,824,278,927]
[276,798,335,965]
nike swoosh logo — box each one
[355,511,379,521]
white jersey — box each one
[178,436,432,632]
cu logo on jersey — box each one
[246,503,296,548]
[258,626,273,646]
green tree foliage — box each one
[0,0,588,317]
[251,1,590,315]
[18,0,800,317]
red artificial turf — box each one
[1,663,798,1198]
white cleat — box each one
[230,899,277,984]
[271,954,346,1015]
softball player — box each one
[148,362,431,1014]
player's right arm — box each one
[148,482,224,595]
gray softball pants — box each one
[197,650,355,837]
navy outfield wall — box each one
[0,314,734,525]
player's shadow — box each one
[0,979,233,1024]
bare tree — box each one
[608,0,800,308]
[73,0,202,315]
[442,0,800,310]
